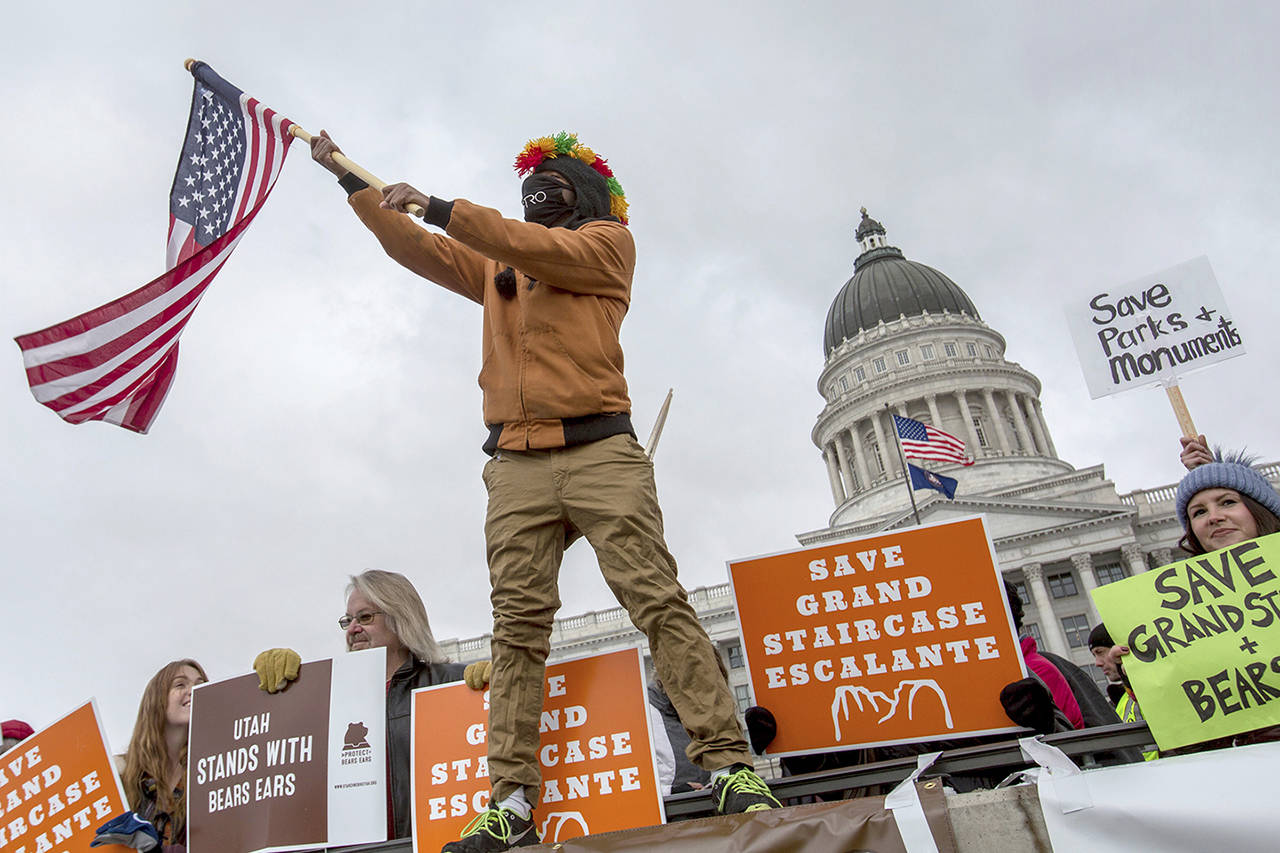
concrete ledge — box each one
[948,784,1052,852]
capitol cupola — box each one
[825,208,982,357]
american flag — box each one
[893,414,974,466]
[14,62,294,433]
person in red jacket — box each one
[311,130,777,852]
[1,719,33,753]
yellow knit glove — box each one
[464,660,492,690]
[254,648,301,693]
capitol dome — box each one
[823,209,980,356]
[810,206,1073,523]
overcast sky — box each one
[4,2,1277,751]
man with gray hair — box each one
[255,569,468,839]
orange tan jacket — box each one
[347,187,636,451]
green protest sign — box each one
[1092,532,1280,750]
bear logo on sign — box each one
[344,721,370,750]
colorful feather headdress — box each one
[514,132,628,224]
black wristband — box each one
[338,172,369,195]
[424,196,454,229]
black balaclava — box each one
[500,155,621,298]
[521,172,577,227]
[527,156,618,229]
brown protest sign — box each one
[187,649,387,853]
[411,648,662,849]
[0,701,129,853]
[729,516,1026,755]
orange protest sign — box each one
[0,701,129,853]
[411,648,662,850]
[729,516,1025,755]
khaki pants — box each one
[481,434,751,804]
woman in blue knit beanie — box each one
[1103,450,1280,757]
[1174,450,1280,555]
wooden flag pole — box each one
[645,389,674,459]
[285,125,426,219]
[1164,381,1198,439]
[183,59,425,218]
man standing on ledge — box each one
[311,130,778,851]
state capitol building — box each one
[440,210,1280,718]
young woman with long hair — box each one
[121,659,208,847]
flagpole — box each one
[645,388,674,459]
[887,405,922,526]
[183,60,426,219]
[289,125,428,218]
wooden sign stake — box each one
[1165,381,1198,439]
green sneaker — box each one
[712,764,782,814]
[441,806,539,851]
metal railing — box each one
[1120,461,1280,508]
[665,721,1154,818]
[1120,484,1177,506]
[309,723,1155,850]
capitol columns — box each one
[1070,552,1101,623]
[886,408,907,477]
[1151,547,1175,569]
[833,434,855,496]
[925,394,943,427]
[1022,562,1072,655]
[980,387,1012,455]
[870,412,894,479]
[1121,542,1150,576]
[1031,398,1057,457]
[954,391,983,457]
[1023,395,1049,457]
[1007,389,1034,455]
[849,424,872,488]
[825,443,847,504]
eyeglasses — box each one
[338,611,383,630]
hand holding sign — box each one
[728,517,1025,755]
[188,650,388,853]
[998,678,1059,734]
[1093,533,1280,751]
[463,660,492,689]
[254,648,302,693]
[1180,434,1214,470]
[411,649,663,850]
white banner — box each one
[1064,256,1244,399]
[1029,738,1280,851]
[325,649,389,846]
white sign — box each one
[1032,739,1280,852]
[1065,256,1244,399]
[188,648,387,853]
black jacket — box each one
[387,658,467,838]
[1040,650,1144,766]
